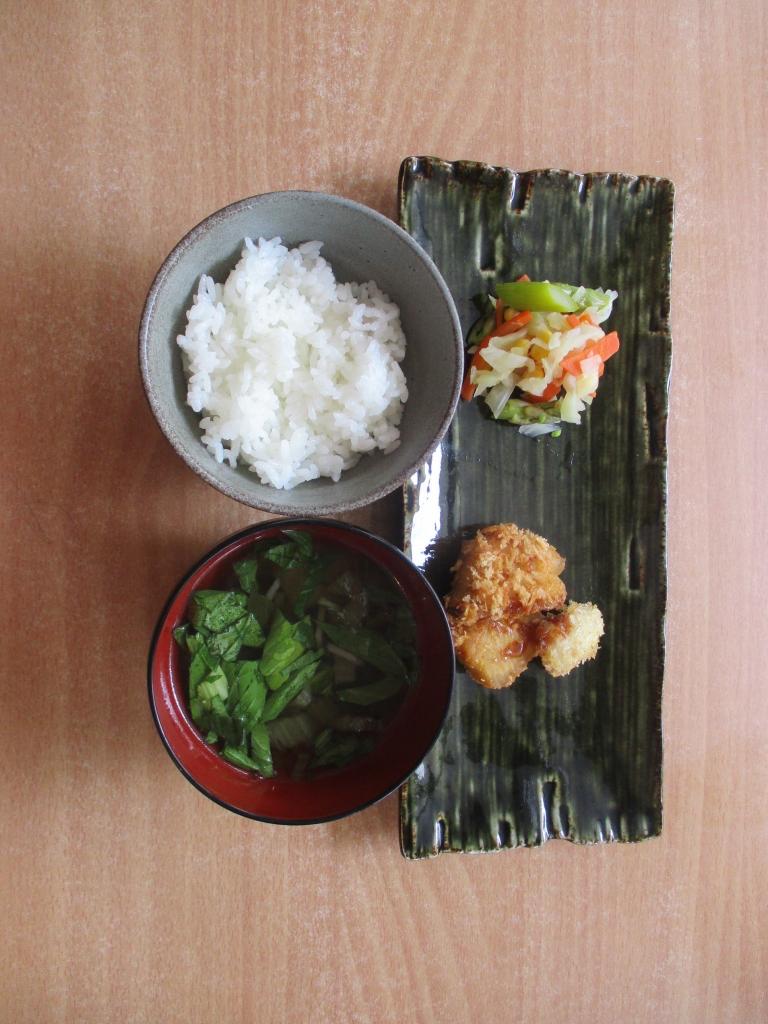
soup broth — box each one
[173,530,417,779]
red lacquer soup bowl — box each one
[148,518,455,824]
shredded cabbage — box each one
[485,382,514,418]
[518,422,561,438]
[554,284,618,323]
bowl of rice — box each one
[139,191,463,514]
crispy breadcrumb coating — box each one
[446,525,603,688]
[537,602,604,677]
[447,523,566,623]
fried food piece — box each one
[538,602,604,677]
[447,524,566,624]
[451,616,541,689]
[446,524,603,689]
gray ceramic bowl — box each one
[139,191,462,515]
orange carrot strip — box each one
[561,352,587,376]
[595,331,620,360]
[461,307,538,401]
[567,312,598,329]
[461,334,494,400]
[460,373,476,401]
[492,312,531,336]
[507,310,532,329]
[524,379,562,403]
[561,332,620,377]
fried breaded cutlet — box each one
[446,524,604,689]
[451,614,540,690]
[537,602,604,677]
[447,523,566,623]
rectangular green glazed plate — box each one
[399,156,673,859]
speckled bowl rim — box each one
[138,190,463,515]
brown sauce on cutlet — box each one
[502,615,568,662]
[501,618,545,661]
[502,639,525,659]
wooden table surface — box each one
[2,2,766,1021]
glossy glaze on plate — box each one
[398,156,673,858]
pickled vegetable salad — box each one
[461,277,620,436]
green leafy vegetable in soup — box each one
[173,530,418,778]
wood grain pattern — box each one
[1,1,766,1021]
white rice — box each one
[177,236,408,490]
